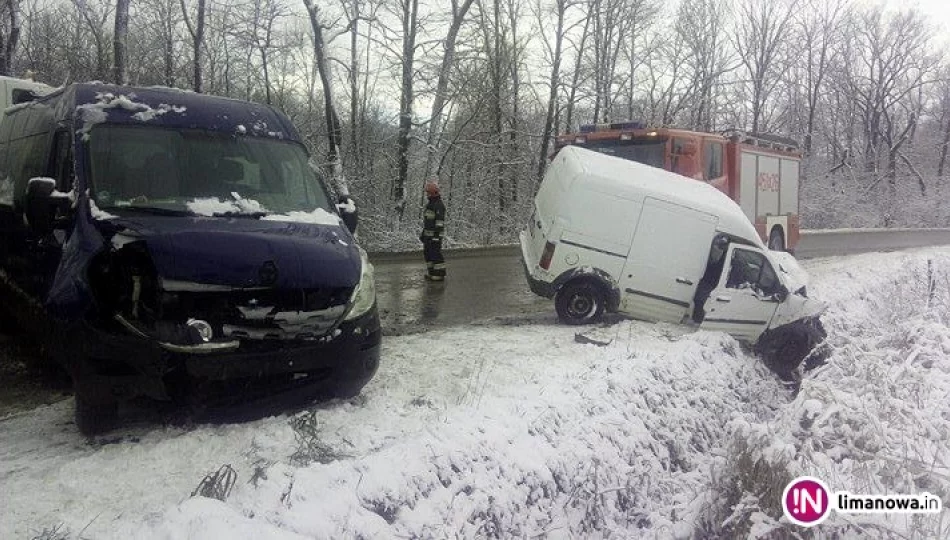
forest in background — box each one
[0,0,947,249]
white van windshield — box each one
[89,126,332,216]
[578,139,667,169]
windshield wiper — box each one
[120,205,193,216]
[212,211,267,219]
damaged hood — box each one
[105,215,360,290]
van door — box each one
[700,244,782,342]
[619,197,718,323]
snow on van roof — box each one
[560,146,764,247]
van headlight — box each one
[344,247,376,321]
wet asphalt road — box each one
[371,227,950,333]
[371,250,553,334]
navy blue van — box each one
[0,83,380,434]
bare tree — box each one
[846,6,937,181]
[588,0,628,123]
[179,0,205,91]
[392,0,419,216]
[423,0,476,182]
[675,0,732,130]
[732,0,798,133]
[72,0,114,80]
[302,0,350,198]
[0,0,22,75]
[562,10,591,130]
[794,0,847,154]
[112,0,128,84]
[535,0,571,185]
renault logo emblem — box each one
[259,260,278,285]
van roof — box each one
[560,146,764,247]
[14,83,300,142]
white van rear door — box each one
[620,198,718,323]
[700,245,781,342]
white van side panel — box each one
[619,198,718,323]
[545,241,626,285]
[559,184,640,258]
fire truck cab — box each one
[554,122,801,252]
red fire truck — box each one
[553,122,802,252]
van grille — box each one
[160,286,353,340]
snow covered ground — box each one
[2,248,949,539]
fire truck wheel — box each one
[768,228,785,251]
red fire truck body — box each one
[553,122,802,251]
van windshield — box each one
[570,138,667,169]
[88,126,333,216]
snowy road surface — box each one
[2,248,950,538]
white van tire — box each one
[555,282,606,325]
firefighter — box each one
[420,180,446,281]
[692,234,729,323]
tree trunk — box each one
[937,114,950,177]
[348,1,360,173]
[113,0,130,85]
[163,2,175,86]
[303,0,349,198]
[394,0,418,217]
[2,0,21,76]
[423,0,475,181]
[564,14,591,130]
[536,0,566,189]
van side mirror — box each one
[337,195,358,234]
[774,284,789,303]
[25,177,66,235]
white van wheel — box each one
[555,282,605,325]
[768,228,785,251]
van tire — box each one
[768,228,785,251]
[555,282,605,325]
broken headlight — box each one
[344,247,376,321]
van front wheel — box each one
[555,282,605,325]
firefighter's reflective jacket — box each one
[422,196,446,240]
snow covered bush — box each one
[699,253,950,538]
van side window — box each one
[726,248,779,295]
[51,131,74,192]
[704,141,723,180]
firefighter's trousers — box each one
[423,239,446,280]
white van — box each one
[0,76,52,114]
[521,146,826,372]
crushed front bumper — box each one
[77,305,381,403]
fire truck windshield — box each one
[570,138,667,169]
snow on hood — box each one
[184,195,342,226]
[186,194,267,216]
[261,207,342,226]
